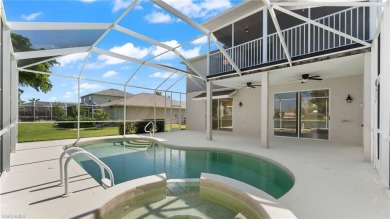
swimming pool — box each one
[73,138,294,199]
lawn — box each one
[18,123,119,142]
[18,123,187,142]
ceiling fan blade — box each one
[310,78,323,81]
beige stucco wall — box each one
[232,87,261,136]
[186,92,206,131]
[110,106,185,123]
[268,74,364,146]
[187,74,364,145]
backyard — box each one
[18,123,186,142]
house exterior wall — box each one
[81,95,123,105]
[186,92,206,131]
[232,87,261,136]
[268,74,364,146]
[187,74,364,145]
[109,106,185,123]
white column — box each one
[363,52,372,161]
[2,26,11,171]
[262,8,268,63]
[261,71,269,148]
[10,58,18,153]
[380,3,390,188]
[206,81,212,140]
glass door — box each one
[300,90,329,140]
[212,98,233,131]
[274,92,298,137]
[274,89,329,140]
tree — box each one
[52,103,66,120]
[12,33,58,95]
[92,109,110,121]
[155,91,162,96]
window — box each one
[274,89,329,140]
[212,98,233,131]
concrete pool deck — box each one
[1,131,390,218]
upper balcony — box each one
[208,6,372,77]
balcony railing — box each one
[209,6,371,76]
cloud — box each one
[112,0,133,12]
[64,82,104,98]
[134,5,143,10]
[50,97,57,101]
[191,36,207,45]
[144,11,174,24]
[57,52,88,67]
[151,40,201,60]
[163,0,232,19]
[149,72,178,79]
[102,70,118,78]
[88,43,151,69]
[64,91,73,99]
[21,12,42,21]
[80,0,96,2]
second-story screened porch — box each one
[209,5,373,77]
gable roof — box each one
[81,89,133,98]
[101,93,185,109]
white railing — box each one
[59,147,115,197]
[209,6,370,75]
[144,121,155,137]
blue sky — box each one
[4,0,242,103]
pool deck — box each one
[1,131,390,218]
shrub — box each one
[57,117,96,128]
[118,120,165,135]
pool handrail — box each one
[59,147,86,186]
[144,121,155,137]
[59,148,115,197]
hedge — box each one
[118,120,165,135]
[57,117,96,128]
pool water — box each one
[73,139,294,199]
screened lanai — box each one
[0,0,388,172]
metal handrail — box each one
[144,121,155,137]
[59,147,86,186]
[59,148,115,197]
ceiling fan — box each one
[241,82,261,89]
[299,74,323,84]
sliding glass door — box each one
[274,92,298,137]
[274,89,329,140]
[300,90,329,140]
[212,98,233,131]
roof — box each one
[193,90,237,100]
[19,101,77,107]
[81,89,133,98]
[101,93,185,109]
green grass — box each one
[165,124,186,131]
[18,123,119,143]
[18,123,187,143]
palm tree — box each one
[28,98,40,122]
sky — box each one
[3,0,242,103]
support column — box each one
[2,26,11,171]
[262,8,268,63]
[380,3,390,188]
[261,72,269,148]
[10,58,18,153]
[206,81,212,140]
[363,52,372,161]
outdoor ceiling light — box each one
[346,94,353,103]
[245,28,249,33]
